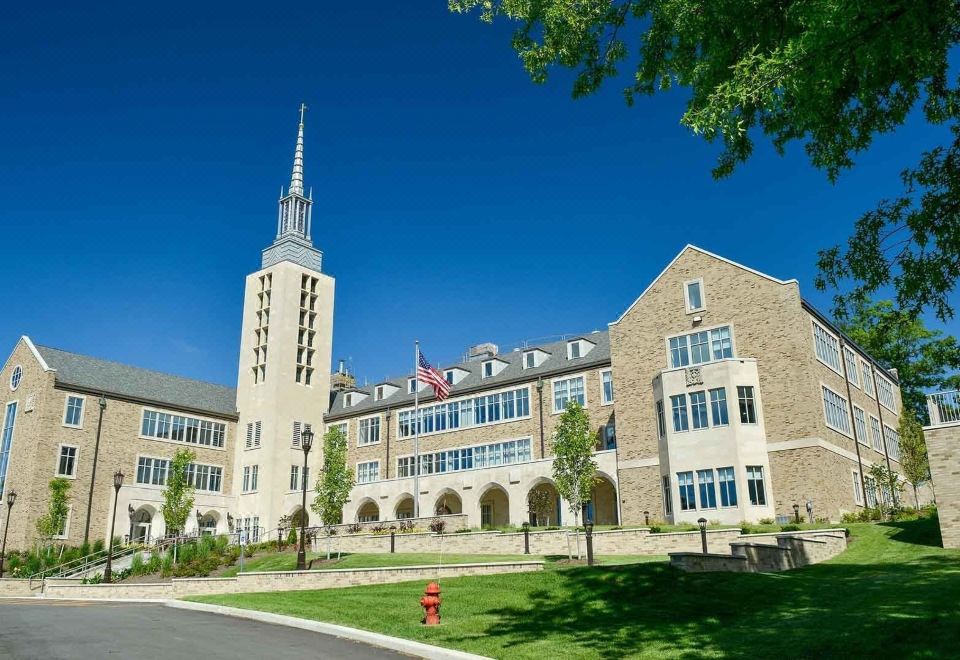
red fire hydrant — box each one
[420,581,441,625]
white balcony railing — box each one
[927,391,960,426]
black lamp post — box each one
[584,520,595,566]
[697,517,708,554]
[793,503,801,524]
[83,396,108,546]
[644,510,650,526]
[196,509,203,537]
[104,470,124,583]
[1,489,17,578]
[296,427,314,571]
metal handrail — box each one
[927,390,960,426]
[27,545,138,588]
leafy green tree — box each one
[312,426,354,528]
[160,449,196,537]
[840,300,960,421]
[867,463,904,515]
[451,1,960,320]
[551,401,598,557]
[898,412,931,509]
[35,478,71,548]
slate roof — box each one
[326,331,611,420]
[35,344,238,418]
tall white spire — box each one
[289,103,306,196]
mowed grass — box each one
[192,514,960,659]
[219,551,539,577]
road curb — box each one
[167,599,492,660]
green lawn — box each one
[193,514,959,658]
[220,551,539,577]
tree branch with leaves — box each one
[160,449,196,537]
[551,401,598,558]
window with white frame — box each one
[821,385,851,435]
[444,370,455,384]
[358,417,380,445]
[746,466,766,506]
[242,465,258,492]
[184,463,223,492]
[136,456,169,486]
[684,279,705,313]
[861,361,875,396]
[567,340,582,359]
[883,424,901,461]
[668,326,733,368]
[869,415,883,451]
[689,391,709,430]
[54,506,71,539]
[697,469,717,509]
[141,409,226,448]
[408,378,417,394]
[10,365,22,391]
[397,437,532,478]
[553,376,585,412]
[737,386,757,424]
[864,475,878,507]
[812,321,842,373]
[717,467,737,507]
[843,347,860,387]
[343,393,353,408]
[677,471,696,511]
[852,470,863,505]
[357,461,379,484]
[601,370,614,404]
[289,465,310,491]
[709,387,729,426]
[482,361,494,378]
[57,445,78,477]
[853,406,868,446]
[876,375,897,412]
[524,352,535,369]
[670,394,689,432]
[398,387,530,438]
[63,396,84,427]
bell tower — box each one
[233,105,335,535]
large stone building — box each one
[0,111,909,552]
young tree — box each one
[451,1,960,321]
[867,463,905,517]
[840,300,960,421]
[312,426,354,557]
[35,478,71,551]
[551,401,598,558]
[527,488,554,527]
[160,449,196,537]
[898,412,931,509]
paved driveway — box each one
[0,600,406,659]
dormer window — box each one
[569,341,581,359]
[343,393,353,408]
[483,361,494,378]
[524,352,535,369]
[481,359,507,379]
[685,278,705,313]
[375,385,384,401]
[444,370,454,384]
[408,378,418,394]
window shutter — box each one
[292,421,301,448]
[245,423,253,449]
[254,421,262,447]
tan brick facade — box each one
[925,423,960,548]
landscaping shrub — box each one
[93,539,104,553]
[130,552,145,576]
[649,526,662,534]
[398,519,414,533]
[780,524,801,532]
[160,552,174,577]
[347,523,362,534]
[147,552,162,573]
[429,518,447,534]
[287,528,298,545]
[79,541,91,557]
[758,518,775,525]
[454,528,472,534]
[371,523,389,535]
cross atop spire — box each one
[289,103,307,196]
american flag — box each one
[417,351,451,401]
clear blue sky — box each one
[2,2,956,388]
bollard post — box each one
[697,518,708,554]
[644,510,650,526]
[522,522,530,555]
[390,530,396,553]
[793,503,801,524]
[584,521,594,566]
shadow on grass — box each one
[879,513,943,547]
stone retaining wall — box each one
[670,531,847,573]
[0,578,40,597]
[319,513,469,536]
[40,561,543,600]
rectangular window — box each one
[357,461,379,484]
[685,279,704,312]
[483,361,493,377]
[737,386,757,424]
[553,376,585,412]
[870,415,883,451]
[397,456,415,478]
[524,352,535,369]
[568,341,581,359]
[63,396,84,427]
[717,467,737,507]
[601,370,614,404]
[746,466,766,506]
[822,385,852,435]
[670,394,689,432]
[141,409,226,448]
[876,376,897,412]
[662,475,673,515]
[852,470,863,506]
[883,425,901,461]
[655,400,666,439]
[358,417,381,445]
[853,406,868,446]
[677,471,696,511]
[861,361,875,396]
[843,347,860,387]
[697,469,717,509]
[135,456,170,487]
[865,475,878,507]
[812,321,842,373]
[290,465,300,491]
[57,446,78,477]
[398,386,530,438]
[709,387,729,426]
[689,391,709,430]
[251,465,258,491]
[668,326,733,368]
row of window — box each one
[852,470,897,508]
[657,385,756,436]
[821,385,901,459]
[812,320,896,412]
[397,387,531,438]
[663,465,766,514]
[141,410,226,448]
[242,465,259,493]
[394,437,534,480]
[669,325,733,369]
[135,456,223,492]
[289,465,311,491]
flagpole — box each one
[414,339,420,520]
